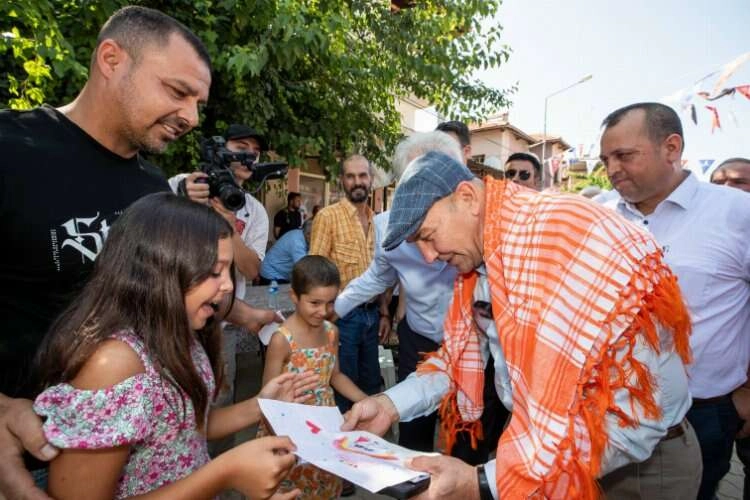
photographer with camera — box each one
[169,124,283,454]
[171,124,270,286]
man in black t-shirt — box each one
[0,7,214,499]
[273,192,303,240]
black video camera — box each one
[198,136,290,208]
[198,136,253,211]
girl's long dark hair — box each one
[35,193,234,426]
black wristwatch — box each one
[476,464,494,500]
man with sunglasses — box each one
[599,102,750,500]
[504,152,541,190]
[343,149,699,500]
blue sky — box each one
[473,0,750,179]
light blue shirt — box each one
[386,265,692,498]
[603,171,750,398]
[334,211,457,343]
[259,229,308,282]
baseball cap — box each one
[224,124,267,151]
[382,151,475,251]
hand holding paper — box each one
[258,399,434,495]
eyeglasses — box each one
[505,169,531,181]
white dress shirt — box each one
[386,266,692,499]
[602,171,750,398]
[335,211,457,343]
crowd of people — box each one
[1,5,749,500]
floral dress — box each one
[34,331,215,498]
[259,321,342,499]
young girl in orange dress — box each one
[261,255,368,499]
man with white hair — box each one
[343,150,699,499]
[334,131,463,452]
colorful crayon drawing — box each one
[333,434,398,460]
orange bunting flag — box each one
[705,106,721,133]
[737,85,750,100]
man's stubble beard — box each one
[117,72,169,155]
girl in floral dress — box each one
[33,193,316,500]
[261,255,368,499]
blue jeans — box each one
[335,305,381,412]
[686,395,740,500]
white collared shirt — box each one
[602,171,750,398]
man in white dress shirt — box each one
[599,102,750,500]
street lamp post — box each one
[541,74,593,189]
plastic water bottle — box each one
[267,280,279,310]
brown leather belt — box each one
[662,419,686,441]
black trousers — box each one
[686,395,740,500]
[451,357,509,465]
[396,317,440,452]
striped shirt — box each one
[309,197,375,289]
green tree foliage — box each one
[1,0,513,176]
[568,163,612,192]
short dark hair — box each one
[96,6,211,71]
[291,255,341,296]
[506,152,541,173]
[712,157,750,181]
[287,192,301,205]
[436,121,471,147]
[716,157,750,169]
[601,102,684,151]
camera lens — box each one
[219,184,245,211]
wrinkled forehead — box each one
[144,34,211,91]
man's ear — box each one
[663,133,683,164]
[93,39,128,80]
[454,180,481,215]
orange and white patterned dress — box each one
[259,321,342,499]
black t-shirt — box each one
[273,207,302,239]
[0,105,169,398]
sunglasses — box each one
[505,169,531,181]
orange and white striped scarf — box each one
[419,178,691,499]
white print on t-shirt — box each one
[50,213,112,271]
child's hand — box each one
[259,372,318,404]
[221,436,297,498]
[269,488,301,500]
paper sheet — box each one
[258,399,432,493]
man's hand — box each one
[407,455,479,500]
[378,315,391,343]
[244,307,282,334]
[0,394,57,500]
[210,197,238,227]
[184,172,210,205]
[733,387,750,438]
[341,394,399,436]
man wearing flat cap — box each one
[343,151,701,499]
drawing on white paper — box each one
[258,399,434,493]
